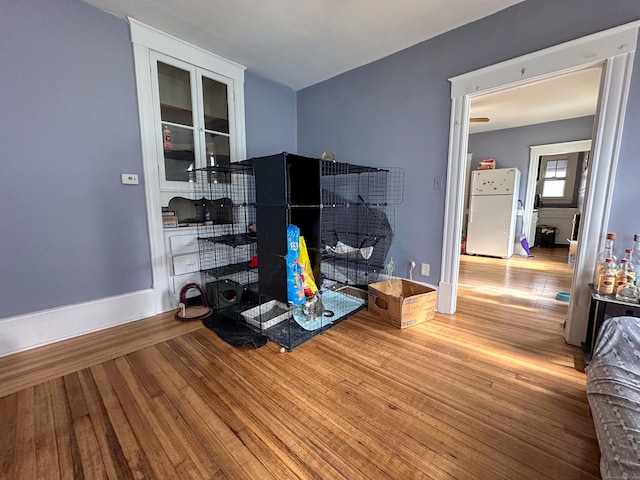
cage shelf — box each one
[199,233,257,247]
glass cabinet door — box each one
[202,75,231,184]
[153,53,235,189]
[156,60,197,184]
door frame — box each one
[438,21,639,346]
[523,139,593,244]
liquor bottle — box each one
[632,234,640,285]
[163,125,172,149]
[593,233,617,286]
[615,259,634,292]
[616,282,640,302]
[617,255,640,301]
[597,258,617,295]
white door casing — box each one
[440,21,639,347]
[523,139,592,249]
[130,19,247,313]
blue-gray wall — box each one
[297,0,640,281]
[3,0,639,319]
[468,116,595,205]
[0,0,297,320]
[245,72,297,158]
[0,0,150,318]
[610,47,640,249]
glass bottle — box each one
[616,283,640,303]
[593,233,617,286]
[615,259,633,292]
[632,234,640,285]
[596,258,617,295]
[163,124,172,150]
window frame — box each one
[537,152,580,206]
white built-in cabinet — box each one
[164,228,201,296]
[130,19,247,312]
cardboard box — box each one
[368,279,436,328]
[568,239,578,264]
[478,158,496,170]
[163,215,179,228]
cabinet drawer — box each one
[173,253,200,276]
[169,234,199,255]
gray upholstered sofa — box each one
[586,315,640,479]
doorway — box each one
[523,139,592,249]
[460,70,598,344]
[438,22,639,347]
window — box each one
[537,152,580,205]
[541,158,568,197]
[152,53,236,189]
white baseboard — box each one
[0,289,158,358]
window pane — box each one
[158,62,194,127]
[556,160,567,178]
[544,160,557,178]
[205,132,230,183]
[542,179,565,198]
[202,76,229,133]
[162,124,195,182]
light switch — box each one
[121,174,139,185]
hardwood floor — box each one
[0,247,599,479]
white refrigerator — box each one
[466,168,521,258]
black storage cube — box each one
[253,153,321,304]
[535,225,557,247]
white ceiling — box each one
[469,66,603,134]
[81,0,598,131]
[82,0,524,90]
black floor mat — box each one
[203,311,268,349]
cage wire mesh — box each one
[321,160,403,288]
[192,164,259,308]
[190,156,404,352]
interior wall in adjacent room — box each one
[467,115,595,207]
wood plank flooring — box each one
[0,247,599,479]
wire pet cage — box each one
[320,160,403,288]
[193,154,404,352]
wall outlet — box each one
[421,263,430,276]
[121,173,139,185]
